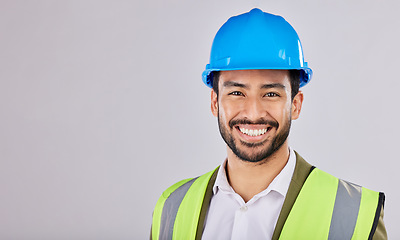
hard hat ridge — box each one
[202,8,313,88]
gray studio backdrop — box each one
[1,0,399,239]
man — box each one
[151,8,387,239]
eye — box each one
[228,91,244,96]
[264,92,279,97]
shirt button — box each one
[240,206,248,212]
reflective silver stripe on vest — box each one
[159,177,198,240]
[328,179,362,240]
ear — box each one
[211,89,218,117]
[291,91,304,120]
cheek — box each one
[265,102,292,121]
[283,103,294,120]
[218,101,239,123]
[217,104,228,123]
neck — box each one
[225,142,290,202]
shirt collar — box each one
[212,148,296,198]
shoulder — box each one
[159,178,195,201]
[293,151,387,240]
[158,167,219,200]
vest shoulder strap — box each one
[279,168,381,240]
[152,167,217,240]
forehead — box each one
[219,69,290,87]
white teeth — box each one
[239,127,268,136]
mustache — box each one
[229,118,279,129]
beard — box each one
[218,114,291,163]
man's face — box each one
[211,69,303,163]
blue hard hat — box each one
[202,8,312,88]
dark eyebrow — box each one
[261,83,286,90]
[223,81,249,89]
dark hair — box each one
[212,70,300,100]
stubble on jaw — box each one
[217,113,292,165]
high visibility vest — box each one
[151,167,383,240]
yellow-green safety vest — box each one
[152,167,384,240]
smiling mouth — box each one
[237,126,272,137]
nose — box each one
[243,97,266,121]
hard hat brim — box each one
[202,67,313,89]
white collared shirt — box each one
[202,148,296,240]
